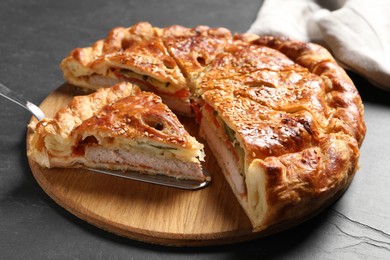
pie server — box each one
[0,82,211,190]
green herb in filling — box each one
[150,144,177,150]
[119,69,170,89]
[214,112,245,176]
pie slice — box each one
[28,82,206,181]
[60,22,191,115]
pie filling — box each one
[71,133,202,161]
[83,146,204,180]
[200,103,247,196]
[200,103,270,228]
[64,135,205,181]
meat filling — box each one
[84,145,205,181]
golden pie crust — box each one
[56,23,366,232]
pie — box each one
[28,82,206,181]
[44,22,366,232]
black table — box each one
[1,0,390,258]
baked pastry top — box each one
[160,24,232,92]
[200,35,365,229]
[56,22,366,232]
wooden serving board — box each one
[27,84,337,246]
[27,84,259,246]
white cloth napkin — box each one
[248,0,390,90]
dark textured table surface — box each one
[1,0,390,259]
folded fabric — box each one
[248,0,390,90]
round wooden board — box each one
[27,84,260,246]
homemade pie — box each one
[42,22,366,232]
[28,82,206,181]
